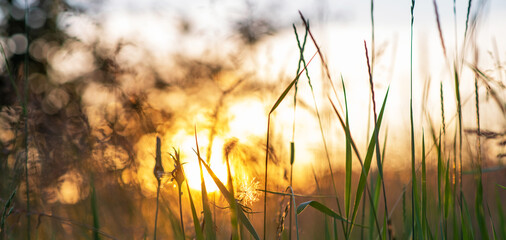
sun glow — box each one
[183,158,228,192]
[170,134,230,192]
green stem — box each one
[154,180,160,240]
[178,184,185,240]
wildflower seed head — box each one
[153,137,165,181]
[170,148,185,187]
[237,175,260,206]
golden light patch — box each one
[183,158,228,192]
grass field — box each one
[1,0,505,239]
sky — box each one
[52,0,506,172]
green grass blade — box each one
[364,41,390,240]
[342,78,352,220]
[486,203,498,240]
[437,130,445,238]
[160,197,184,239]
[185,180,204,240]
[464,0,473,40]
[198,156,260,240]
[224,144,239,240]
[264,48,317,239]
[312,167,333,240]
[90,177,101,240]
[369,171,382,240]
[349,87,390,234]
[476,180,489,239]
[194,130,216,240]
[496,191,506,239]
[445,158,451,219]
[421,131,427,239]
[410,0,416,237]
[268,51,317,115]
[297,201,348,223]
[333,219,338,240]
[453,65,464,237]
[328,95,383,238]
[1,188,17,235]
[286,186,300,240]
[461,196,475,239]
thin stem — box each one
[410,0,416,237]
[364,40,390,240]
[178,184,185,240]
[154,180,160,240]
[263,117,271,240]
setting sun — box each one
[183,157,229,192]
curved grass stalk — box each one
[409,0,416,237]
[298,12,347,238]
[263,51,317,239]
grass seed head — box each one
[170,148,185,187]
[153,137,165,181]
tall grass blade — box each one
[194,129,216,240]
[184,180,204,240]
[461,196,475,239]
[198,155,260,240]
[349,88,390,235]
[328,95,383,239]
[370,0,375,72]
[437,130,446,238]
[474,50,489,240]
[421,132,427,239]
[224,142,239,240]
[464,0,473,41]
[453,65,464,239]
[297,14,348,237]
[311,166,333,240]
[333,219,338,240]
[267,51,317,115]
[289,24,309,240]
[1,188,17,237]
[486,204,498,240]
[409,0,416,237]
[342,78,352,221]
[286,187,299,240]
[364,40,390,240]
[369,170,382,240]
[496,191,506,239]
[297,201,349,223]
[90,177,101,240]
[298,11,341,104]
[263,50,317,239]
[171,149,187,240]
[369,122,389,240]
[161,197,184,239]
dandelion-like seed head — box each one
[237,175,260,206]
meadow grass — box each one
[1,1,505,240]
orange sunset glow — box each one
[0,0,505,239]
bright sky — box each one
[58,0,506,175]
